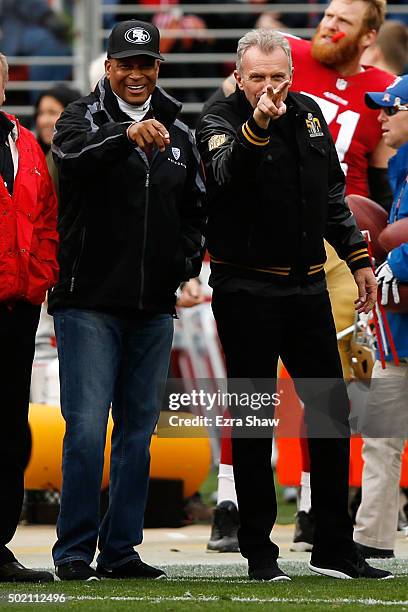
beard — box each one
[311,25,364,68]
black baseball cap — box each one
[107,20,164,61]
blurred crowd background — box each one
[1,0,407,129]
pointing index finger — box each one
[272,79,290,97]
[263,84,274,98]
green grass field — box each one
[1,562,407,611]
[3,472,405,610]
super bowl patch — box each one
[305,114,324,138]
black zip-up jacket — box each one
[196,89,370,284]
[49,78,206,315]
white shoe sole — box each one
[55,572,100,581]
[309,563,352,579]
[250,574,291,582]
[308,562,394,580]
[99,573,165,580]
[55,575,100,581]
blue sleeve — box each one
[387,149,408,280]
[388,244,408,282]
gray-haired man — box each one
[196,29,390,581]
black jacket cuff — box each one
[345,245,371,273]
[238,115,270,149]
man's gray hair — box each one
[236,29,292,74]
[0,53,8,84]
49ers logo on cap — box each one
[124,27,151,44]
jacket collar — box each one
[0,111,19,142]
[95,77,182,129]
[289,92,318,116]
[0,112,19,181]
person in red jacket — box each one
[0,52,59,583]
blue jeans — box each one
[52,309,173,568]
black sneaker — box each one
[97,559,166,579]
[309,550,394,580]
[0,561,54,583]
[354,542,395,559]
[290,510,314,552]
[206,500,240,552]
[248,560,291,582]
[55,561,100,581]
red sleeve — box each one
[34,142,59,285]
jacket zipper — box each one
[70,227,86,293]
[138,172,149,309]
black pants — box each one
[212,289,354,565]
[0,302,40,565]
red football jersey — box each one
[289,36,395,196]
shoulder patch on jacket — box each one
[305,114,324,138]
[208,134,227,151]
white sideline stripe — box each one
[65,595,408,606]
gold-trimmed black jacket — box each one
[196,88,370,285]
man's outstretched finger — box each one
[145,124,166,150]
[152,121,170,142]
[272,79,290,97]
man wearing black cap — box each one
[50,20,206,581]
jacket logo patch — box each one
[208,134,226,151]
[305,114,324,138]
[172,147,180,160]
